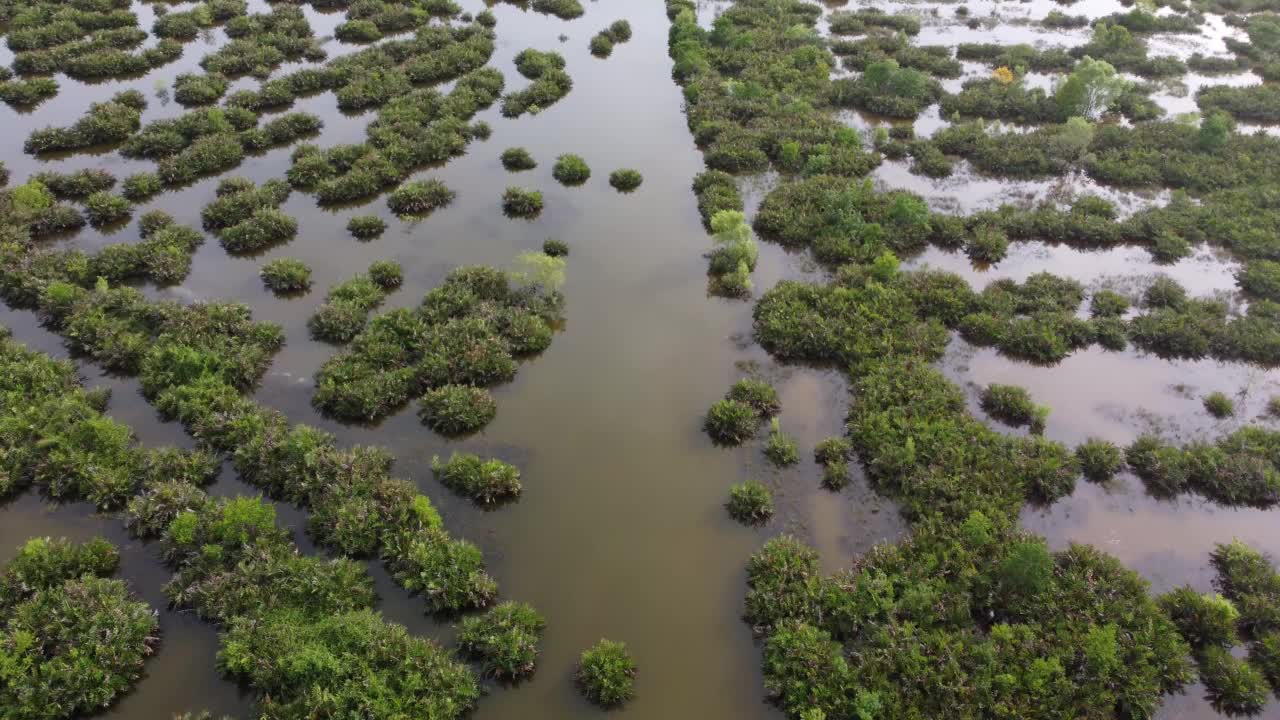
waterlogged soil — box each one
[2,0,1279,719]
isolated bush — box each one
[727,378,780,417]
[501,147,537,171]
[704,399,760,445]
[543,238,569,256]
[609,169,643,192]
[502,187,543,217]
[387,179,455,216]
[259,258,312,294]
[348,215,387,239]
[576,639,636,707]
[1205,392,1236,418]
[84,192,132,227]
[456,602,545,679]
[764,418,800,467]
[981,384,1048,433]
[121,173,163,202]
[368,260,403,289]
[419,385,498,435]
[1076,438,1123,482]
[431,453,521,504]
[552,154,591,185]
[727,480,774,524]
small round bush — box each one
[307,303,367,343]
[727,378,780,417]
[815,436,852,490]
[336,19,382,43]
[981,384,1047,433]
[1090,290,1130,318]
[1075,438,1123,482]
[552,154,591,186]
[590,34,614,57]
[1205,392,1236,418]
[388,179,455,216]
[1157,586,1239,649]
[457,602,545,679]
[609,169,643,192]
[431,453,521,505]
[727,480,774,524]
[469,121,491,140]
[542,238,569,257]
[259,258,312,294]
[764,418,800,467]
[502,187,544,218]
[1201,645,1269,716]
[120,173,163,202]
[138,210,175,238]
[966,224,1009,264]
[576,639,636,708]
[347,215,386,239]
[607,19,632,42]
[704,399,760,445]
[501,147,537,171]
[367,260,403,290]
[84,192,132,227]
[419,385,497,435]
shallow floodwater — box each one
[2,0,1279,719]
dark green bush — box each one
[419,385,497,435]
[368,260,403,290]
[1076,438,1124,482]
[727,480,774,524]
[32,169,116,200]
[120,173,163,202]
[576,639,636,707]
[543,238,569,256]
[259,258,312,294]
[1090,290,1130,317]
[0,77,59,107]
[84,191,132,227]
[347,215,386,239]
[502,187,543,218]
[500,147,537,171]
[552,154,591,186]
[704,398,760,446]
[173,73,228,106]
[1158,586,1240,649]
[388,179,455,216]
[1200,645,1270,716]
[456,602,545,679]
[980,383,1048,433]
[431,453,521,504]
[1238,260,1280,302]
[609,169,643,192]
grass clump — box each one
[259,258,312,294]
[1157,586,1240,650]
[815,436,853,490]
[347,215,387,239]
[502,187,543,218]
[1076,438,1124,482]
[708,210,757,298]
[503,49,572,117]
[431,453,521,505]
[763,418,800,467]
[542,238,569,257]
[84,192,132,227]
[0,77,59,108]
[552,154,591,186]
[981,383,1049,434]
[704,399,760,446]
[1090,290,1130,318]
[307,264,399,343]
[1205,392,1236,418]
[590,20,632,58]
[727,378,780,417]
[727,480,774,524]
[387,179,455,217]
[419,385,497,435]
[576,639,636,708]
[31,169,116,200]
[456,602,546,679]
[173,73,229,106]
[608,169,643,192]
[120,173,163,202]
[500,147,537,171]
[1200,646,1270,716]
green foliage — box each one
[419,385,497,435]
[121,173,163,202]
[456,602,546,679]
[576,639,637,707]
[815,436,853,490]
[1205,392,1237,418]
[981,383,1049,434]
[727,378,780,417]
[500,147,536,171]
[1076,438,1124,482]
[431,453,521,505]
[502,187,543,218]
[764,418,800,467]
[552,154,591,186]
[1200,646,1270,716]
[704,399,760,446]
[727,480,774,524]
[1054,57,1131,119]
[1238,260,1280,302]
[31,170,116,200]
[833,59,941,118]
[1157,586,1240,649]
[259,258,312,294]
[388,179,455,216]
[83,192,132,228]
[542,238,569,257]
[347,215,386,239]
[609,169,643,192]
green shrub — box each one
[609,169,643,192]
[0,77,59,107]
[1090,290,1130,318]
[727,480,774,524]
[1200,645,1270,716]
[220,208,298,254]
[576,639,636,707]
[1126,435,1192,497]
[552,154,591,186]
[419,385,497,435]
[966,224,1010,264]
[431,453,521,504]
[704,398,760,446]
[84,192,132,227]
[727,378,780,417]
[1238,260,1280,302]
[335,18,382,43]
[387,179,455,216]
[981,383,1048,433]
[259,258,312,294]
[590,34,614,58]
[764,418,799,467]
[514,49,566,79]
[1268,396,1280,418]
[173,73,228,106]
[120,173,163,202]
[456,602,545,679]
[1205,392,1236,418]
[347,215,387,239]
[1157,586,1240,649]
[1076,438,1123,482]
[502,187,543,218]
[1249,631,1280,694]
[368,260,403,290]
[500,147,536,171]
[542,238,569,256]
[814,436,853,489]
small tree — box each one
[1054,57,1129,120]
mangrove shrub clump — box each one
[980,383,1049,434]
[763,418,800,467]
[503,49,572,117]
[727,378,780,416]
[542,238,569,256]
[387,179,455,216]
[0,537,159,719]
[32,169,116,199]
[501,147,537,171]
[576,639,637,708]
[121,173,163,202]
[502,187,544,218]
[1157,586,1240,650]
[348,215,387,239]
[704,399,761,446]
[1204,391,1236,418]
[259,258,312,294]
[84,192,133,227]
[552,154,591,186]
[456,601,546,679]
[1076,438,1124,482]
[308,265,399,343]
[590,20,633,58]
[419,385,498,435]
[727,480,774,524]
[431,453,521,504]
[609,169,643,192]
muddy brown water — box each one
[2,0,1278,718]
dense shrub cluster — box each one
[836,35,961,78]
[456,602,546,679]
[498,0,584,19]
[831,59,943,118]
[502,187,544,217]
[313,263,564,422]
[387,179,455,216]
[609,169,643,192]
[202,178,295,254]
[24,95,142,154]
[308,262,402,344]
[981,383,1049,434]
[259,258,312,294]
[590,19,633,58]
[501,147,537,171]
[0,537,158,719]
[431,453,521,504]
[1124,428,1280,507]
[503,48,572,117]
